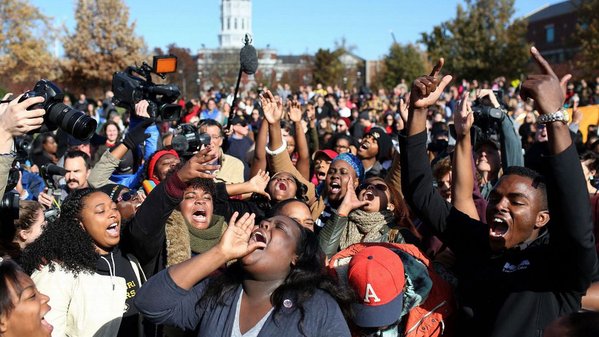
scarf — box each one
[340,209,396,250]
[188,214,227,254]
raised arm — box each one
[262,89,316,202]
[250,117,268,177]
[452,93,480,220]
[403,59,455,234]
[0,94,45,195]
[288,100,311,180]
[125,146,219,274]
[521,46,597,290]
[168,212,264,289]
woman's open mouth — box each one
[192,209,207,223]
[106,223,120,237]
[329,181,341,194]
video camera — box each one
[112,55,182,121]
[18,80,98,140]
[40,164,65,222]
[470,91,505,149]
[171,124,211,158]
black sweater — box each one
[401,131,598,337]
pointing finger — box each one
[530,46,557,78]
[430,58,445,77]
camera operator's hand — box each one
[475,89,500,108]
[410,59,453,109]
[176,146,220,183]
[454,92,474,139]
[520,46,571,115]
[135,100,151,118]
[123,118,154,150]
[38,188,56,210]
[260,89,283,125]
[0,94,45,146]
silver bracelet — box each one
[537,108,569,124]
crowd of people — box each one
[1,46,599,337]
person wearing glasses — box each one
[318,176,418,259]
[198,119,245,184]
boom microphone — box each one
[240,44,258,75]
[229,34,258,128]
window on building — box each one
[227,17,230,30]
[242,18,245,30]
[235,18,237,30]
[545,24,554,43]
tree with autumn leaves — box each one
[0,0,57,92]
[62,0,146,93]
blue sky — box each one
[34,0,560,60]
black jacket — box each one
[401,131,598,337]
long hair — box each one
[0,201,44,260]
[0,256,25,318]
[200,218,354,336]
[19,188,99,275]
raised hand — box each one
[454,92,474,139]
[259,89,284,124]
[520,46,571,115]
[216,212,264,260]
[287,100,303,123]
[0,94,45,138]
[248,169,271,199]
[337,176,368,216]
[410,58,453,109]
[399,93,410,125]
[176,146,220,182]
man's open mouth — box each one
[490,217,509,237]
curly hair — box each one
[200,217,354,336]
[19,188,99,275]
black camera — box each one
[19,80,97,140]
[112,55,182,121]
[0,191,20,221]
[171,124,211,157]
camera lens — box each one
[47,103,97,140]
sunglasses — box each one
[357,182,388,193]
[118,190,138,202]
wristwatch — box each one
[537,108,569,124]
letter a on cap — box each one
[363,283,381,303]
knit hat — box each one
[147,149,179,184]
[98,184,128,203]
[348,246,405,328]
[333,153,364,182]
[365,127,392,162]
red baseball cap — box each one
[348,246,405,328]
[313,149,338,161]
